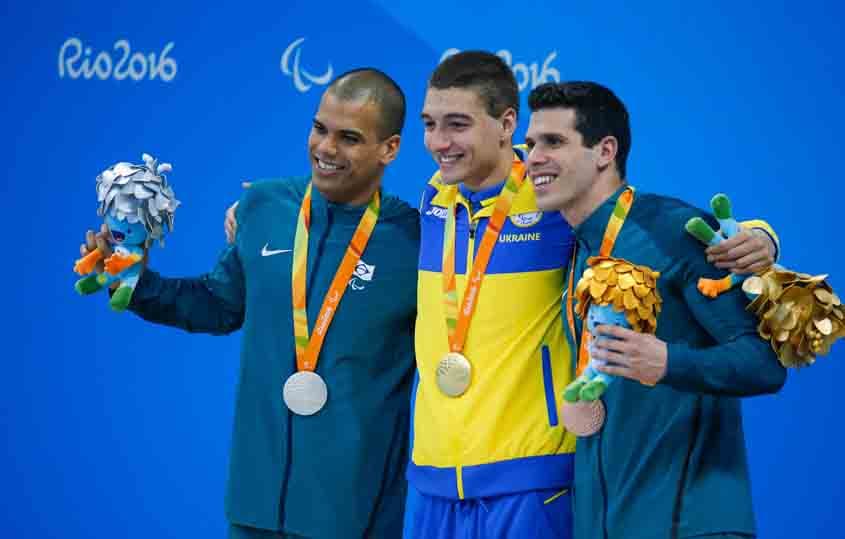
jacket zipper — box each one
[466,206,476,270]
[671,397,701,539]
[598,429,609,539]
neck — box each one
[460,145,514,192]
[323,179,381,207]
[561,172,625,227]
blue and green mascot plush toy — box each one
[561,192,845,437]
[74,153,179,312]
[686,193,845,367]
[563,257,663,403]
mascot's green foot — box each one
[580,379,608,401]
[109,286,133,312]
[75,275,103,295]
[563,379,587,402]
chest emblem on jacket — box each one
[509,211,543,228]
[350,259,376,290]
[261,242,292,256]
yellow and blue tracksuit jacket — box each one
[408,162,577,500]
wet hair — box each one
[327,68,406,140]
[528,81,631,178]
[429,50,519,119]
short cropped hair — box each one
[328,68,406,140]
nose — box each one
[526,145,546,173]
[316,134,338,157]
[425,127,451,153]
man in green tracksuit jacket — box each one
[524,81,786,539]
[80,69,420,538]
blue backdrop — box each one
[4,1,843,537]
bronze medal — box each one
[561,399,606,437]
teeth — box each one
[533,175,556,186]
[317,158,341,171]
[439,154,461,164]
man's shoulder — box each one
[627,192,718,265]
[632,192,714,234]
[380,191,420,221]
[421,174,450,201]
[379,190,420,245]
[240,176,308,207]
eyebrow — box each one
[527,131,565,141]
[420,112,474,122]
[340,129,365,141]
[313,118,366,141]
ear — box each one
[379,134,401,166]
[596,135,619,170]
[499,107,518,143]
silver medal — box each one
[283,371,328,416]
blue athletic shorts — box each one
[404,485,572,539]
[228,524,304,539]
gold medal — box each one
[437,158,526,400]
[436,352,472,397]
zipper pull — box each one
[469,220,477,239]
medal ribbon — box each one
[292,183,380,371]
[566,187,635,375]
[442,155,527,353]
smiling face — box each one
[421,87,515,190]
[308,91,400,205]
[105,214,148,245]
[525,107,603,214]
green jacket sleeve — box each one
[661,258,786,397]
[127,244,246,335]
[663,287,786,396]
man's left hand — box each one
[592,325,668,386]
[706,226,775,274]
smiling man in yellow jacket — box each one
[405,51,779,539]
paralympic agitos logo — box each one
[279,39,559,94]
[280,38,333,93]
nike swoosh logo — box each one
[261,243,292,257]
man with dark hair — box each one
[223,58,777,539]
[406,49,578,538]
[81,68,419,539]
[428,50,520,119]
[524,80,784,539]
[407,55,778,539]
[528,81,633,180]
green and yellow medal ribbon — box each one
[566,187,635,375]
[442,155,527,353]
[292,183,380,371]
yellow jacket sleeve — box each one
[740,219,780,261]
